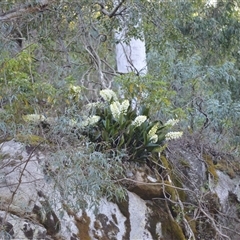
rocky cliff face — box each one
[0,139,240,240]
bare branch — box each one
[2,143,42,226]
[97,0,127,18]
[0,0,52,21]
[200,206,231,240]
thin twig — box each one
[2,142,42,225]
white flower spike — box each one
[81,115,100,127]
[165,131,183,141]
[100,89,118,102]
[132,115,147,127]
[164,119,179,127]
[110,101,121,119]
[22,114,46,123]
[120,100,129,115]
[149,134,158,143]
[148,123,159,138]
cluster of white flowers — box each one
[148,123,159,137]
[69,84,81,94]
[100,89,118,102]
[110,101,121,119]
[165,131,183,141]
[81,115,100,127]
[147,123,159,143]
[22,114,46,123]
[132,115,147,127]
[149,134,158,143]
[164,119,179,127]
[69,84,81,99]
[110,100,130,120]
[88,115,101,125]
[121,100,130,115]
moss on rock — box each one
[15,134,46,146]
[203,154,219,182]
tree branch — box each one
[0,0,51,21]
[97,0,127,18]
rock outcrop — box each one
[0,139,240,239]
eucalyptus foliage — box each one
[47,147,126,210]
[1,0,240,210]
[137,0,240,148]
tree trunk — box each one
[115,27,147,76]
[115,22,147,76]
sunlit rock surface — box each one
[1,139,240,239]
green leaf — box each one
[143,132,148,145]
[118,135,125,148]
